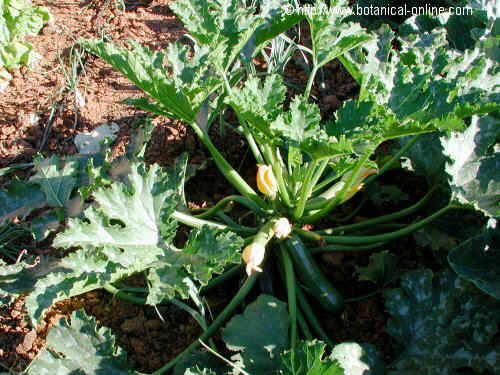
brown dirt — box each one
[0,1,399,373]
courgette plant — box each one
[2,1,498,374]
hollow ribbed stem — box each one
[309,242,386,254]
[194,195,267,219]
[172,210,257,234]
[297,307,313,340]
[153,274,258,375]
[279,244,298,351]
[301,204,453,245]
[262,144,292,207]
[103,284,145,305]
[319,185,438,235]
[241,123,265,165]
[302,153,372,224]
[189,121,266,208]
[294,159,320,219]
[200,265,242,294]
[296,286,334,347]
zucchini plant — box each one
[1,0,498,374]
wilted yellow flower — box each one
[257,164,278,198]
[242,243,266,276]
[273,218,292,239]
[342,167,377,202]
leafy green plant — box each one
[1,0,498,374]
[0,0,51,88]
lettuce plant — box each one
[2,0,498,374]
[0,0,51,88]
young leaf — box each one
[30,155,78,208]
[222,294,289,374]
[226,74,286,142]
[355,250,400,287]
[279,340,344,375]
[384,269,500,374]
[170,0,295,71]
[28,310,133,375]
[448,219,500,299]
[306,0,373,69]
[271,95,354,160]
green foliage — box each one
[17,161,243,324]
[448,219,500,299]
[28,310,134,375]
[306,0,373,69]
[0,0,51,80]
[0,180,45,224]
[384,269,500,374]
[442,115,500,217]
[355,250,400,286]
[280,340,343,375]
[222,294,289,374]
[30,155,78,208]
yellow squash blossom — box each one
[257,164,278,198]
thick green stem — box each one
[303,205,453,245]
[309,242,386,254]
[172,211,257,234]
[294,159,320,219]
[103,284,146,305]
[280,244,298,351]
[153,274,259,375]
[189,121,266,208]
[200,265,242,294]
[319,185,438,235]
[304,65,318,99]
[302,153,372,224]
[241,123,265,165]
[262,144,292,207]
[296,307,313,340]
[194,195,267,219]
[296,286,334,347]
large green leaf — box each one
[441,115,500,217]
[384,269,500,374]
[333,24,499,151]
[306,0,373,69]
[222,294,289,374]
[28,310,134,375]
[280,340,344,375]
[82,39,220,123]
[448,219,500,299]
[170,0,297,71]
[28,161,243,323]
[30,155,78,207]
[0,180,45,224]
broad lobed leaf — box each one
[28,310,134,375]
[385,269,500,374]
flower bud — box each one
[242,243,266,276]
[257,164,278,198]
[273,218,292,239]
